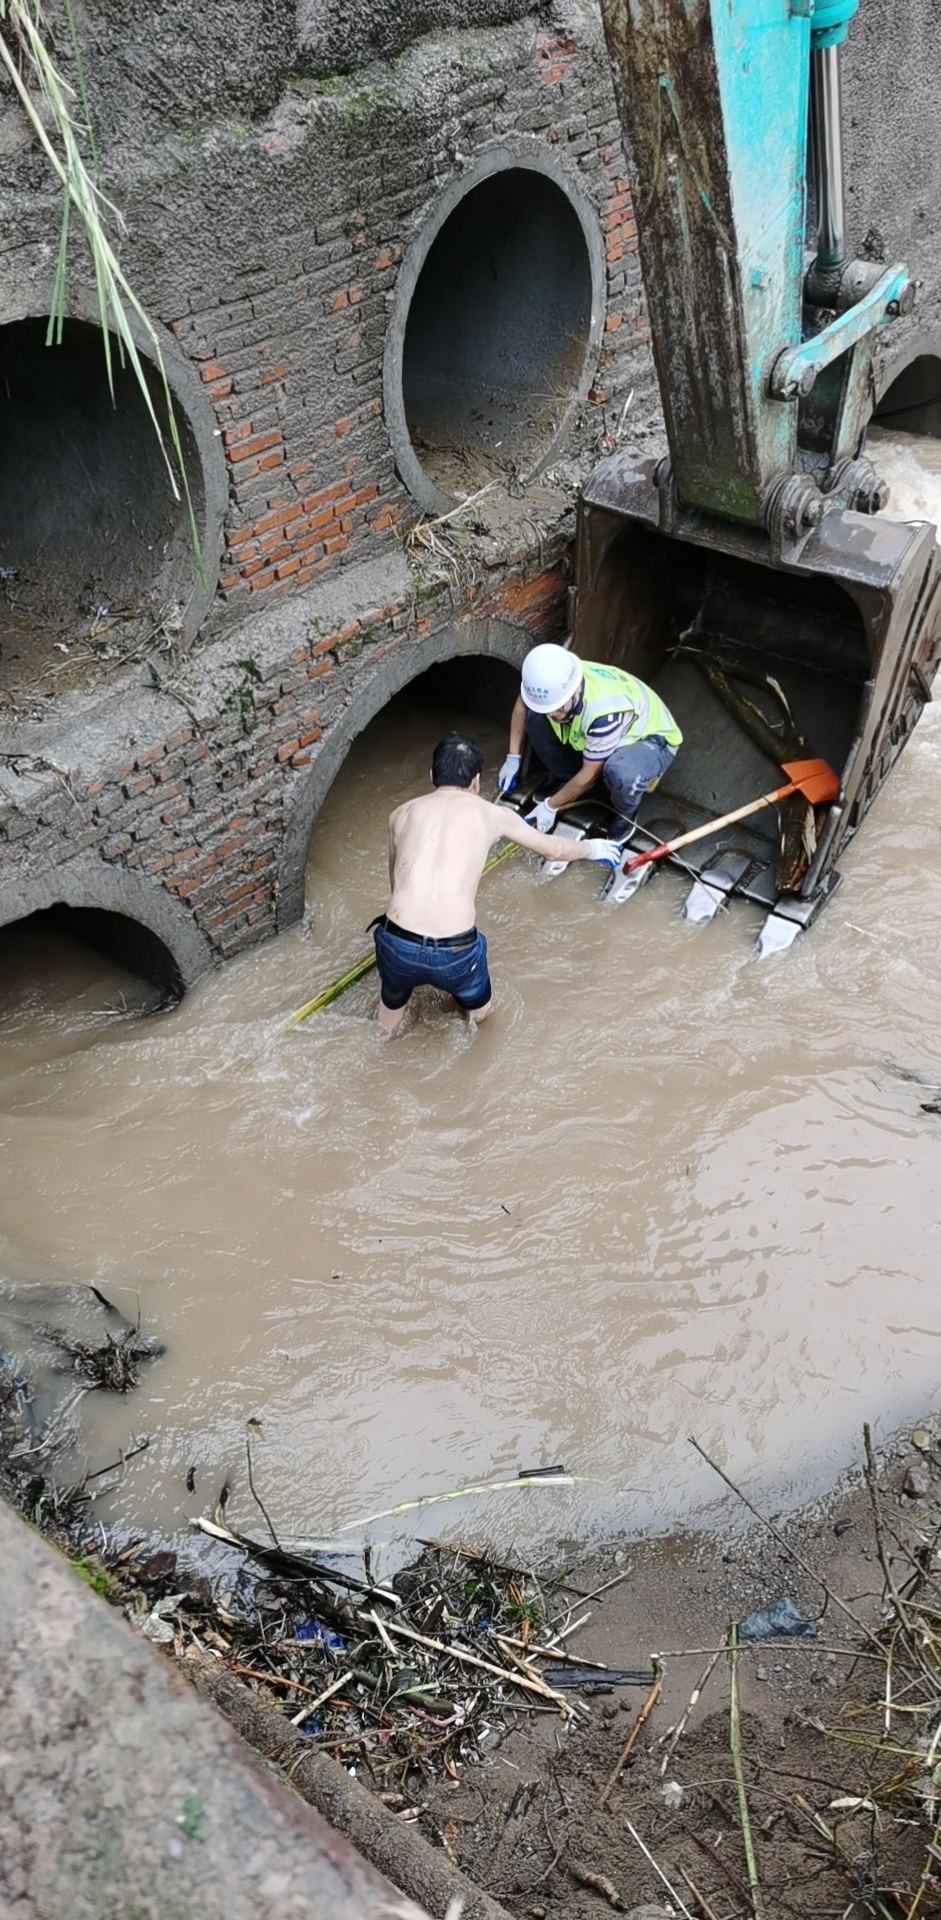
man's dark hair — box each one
[431,732,484,789]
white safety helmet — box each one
[520,643,583,714]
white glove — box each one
[528,798,558,834]
[498,753,521,793]
[586,839,624,870]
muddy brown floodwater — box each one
[2,431,941,1563]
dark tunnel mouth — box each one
[873,350,941,438]
[2,905,185,1002]
[0,317,211,695]
[385,154,604,513]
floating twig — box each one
[335,1469,579,1532]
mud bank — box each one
[6,1400,941,1920]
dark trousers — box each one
[524,710,676,820]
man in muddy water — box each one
[374,731,622,1035]
[498,641,682,827]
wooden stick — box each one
[729,1625,763,1919]
[290,1670,354,1725]
[223,1659,347,1703]
[598,1673,661,1806]
[678,1863,720,1920]
[659,1642,724,1775]
[357,1609,571,1713]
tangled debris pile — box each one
[112,1514,657,1797]
[0,1283,159,1535]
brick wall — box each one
[0,533,568,967]
[0,3,654,979]
[156,16,648,623]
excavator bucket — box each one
[575,461,941,934]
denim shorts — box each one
[373,919,492,1012]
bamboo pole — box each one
[729,1625,763,1920]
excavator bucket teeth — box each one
[682,853,751,924]
[540,820,587,877]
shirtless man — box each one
[374,731,622,1033]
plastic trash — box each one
[296,1619,344,1649]
[738,1595,816,1641]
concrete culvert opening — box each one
[874,353,941,437]
[0,318,204,699]
[0,905,184,1007]
[397,164,598,509]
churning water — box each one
[2,430,941,1559]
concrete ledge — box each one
[0,1500,428,1920]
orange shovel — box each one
[619,758,840,877]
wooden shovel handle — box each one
[624,781,796,872]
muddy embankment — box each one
[5,1319,941,1920]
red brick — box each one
[228,429,283,464]
[332,290,348,312]
[335,417,352,438]
[199,361,227,383]
[301,482,348,513]
[225,421,253,445]
[229,526,257,548]
[604,313,623,332]
[258,451,283,471]
[249,568,278,592]
[275,555,301,580]
[372,505,400,532]
[276,739,300,762]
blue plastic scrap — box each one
[296,1620,345,1649]
[738,1595,816,1641]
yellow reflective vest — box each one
[548,661,682,754]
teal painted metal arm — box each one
[769,265,912,401]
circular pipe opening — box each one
[385,154,604,513]
[0,317,220,699]
[1,905,183,1004]
[873,352,941,437]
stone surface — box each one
[0,1497,427,1920]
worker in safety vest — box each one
[498,642,682,832]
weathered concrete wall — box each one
[842,0,941,395]
[0,1497,430,1919]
